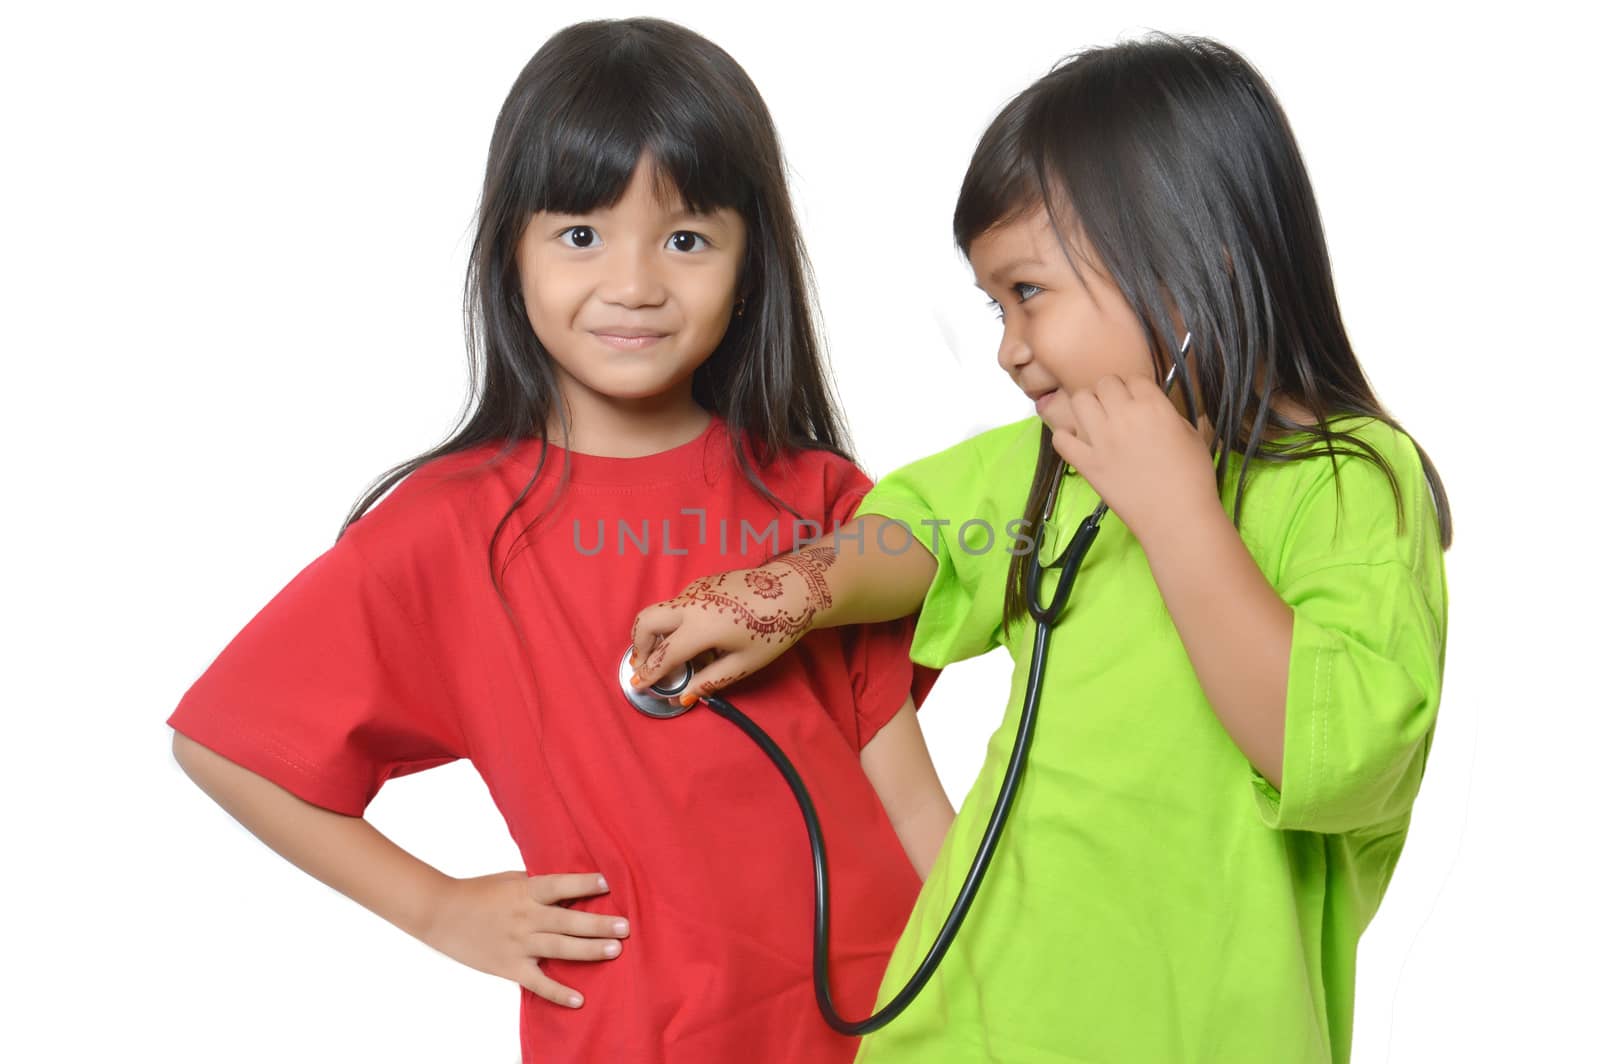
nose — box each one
[600,243,667,308]
[996,317,1031,375]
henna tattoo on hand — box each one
[692,665,752,703]
[745,569,785,599]
[766,546,836,610]
[666,547,837,644]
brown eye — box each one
[669,232,707,252]
[561,226,597,248]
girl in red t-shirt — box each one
[167,17,952,1064]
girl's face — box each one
[969,205,1165,433]
[516,155,746,417]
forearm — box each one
[1138,504,1292,789]
[631,517,940,704]
[859,700,955,880]
[171,732,450,940]
[889,795,956,880]
[802,515,937,629]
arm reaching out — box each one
[628,515,937,705]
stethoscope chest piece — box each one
[620,645,696,718]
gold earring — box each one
[734,298,746,318]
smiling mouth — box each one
[592,331,668,350]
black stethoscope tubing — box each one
[637,339,1190,1034]
[640,465,1097,1035]
[697,488,1094,1034]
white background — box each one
[4,1,1594,1061]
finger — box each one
[1038,390,1075,435]
[530,931,625,963]
[676,652,757,707]
[631,631,701,690]
[1051,425,1088,471]
[629,603,683,668]
[1069,387,1108,446]
[1094,374,1135,406]
[519,961,587,1009]
[1125,373,1161,399]
[633,617,723,684]
[540,905,631,940]
[1125,374,1182,423]
[527,872,611,907]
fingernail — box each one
[679,692,697,707]
[596,875,608,891]
[629,650,638,666]
[603,941,621,957]
[568,993,583,1008]
[614,919,629,935]
[629,672,642,687]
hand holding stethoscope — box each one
[1036,331,1217,546]
[627,566,818,714]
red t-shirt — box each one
[168,415,939,1062]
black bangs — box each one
[506,23,759,218]
[953,91,1042,254]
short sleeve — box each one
[1249,433,1449,834]
[838,617,942,747]
[851,429,1028,668]
[167,533,466,816]
[831,479,943,747]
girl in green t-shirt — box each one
[628,33,1450,1064]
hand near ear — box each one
[1042,374,1220,543]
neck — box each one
[547,383,711,458]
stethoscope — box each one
[619,336,1192,1034]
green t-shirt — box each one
[853,415,1448,1064]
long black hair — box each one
[950,34,1454,632]
[337,17,850,596]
